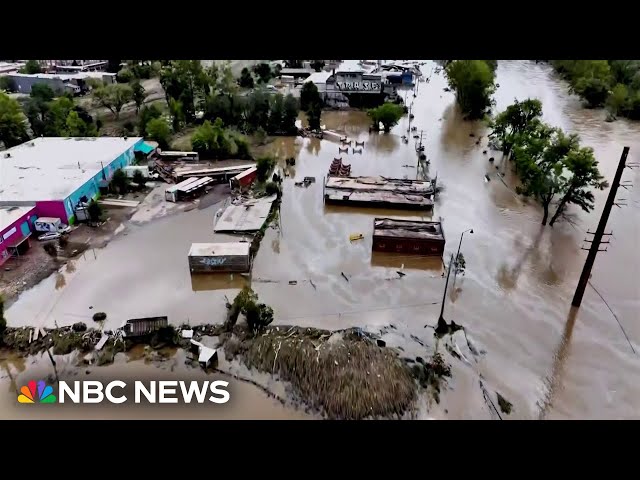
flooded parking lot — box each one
[4,60,640,419]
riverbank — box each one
[0,313,460,419]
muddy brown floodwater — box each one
[4,60,640,419]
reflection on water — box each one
[5,61,640,419]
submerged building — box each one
[372,218,445,257]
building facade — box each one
[0,206,37,265]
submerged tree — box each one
[367,103,405,132]
[239,67,254,89]
[489,98,543,155]
[444,60,496,119]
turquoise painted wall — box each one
[63,140,142,221]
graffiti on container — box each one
[199,257,227,267]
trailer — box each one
[165,177,199,202]
[230,166,258,189]
[188,242,251,273]
[119,316,169,337]
[178,176,213,199]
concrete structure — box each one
[188,242,252,273]
[372,218,445,256]
[0,137,144,224]
[0,206,37,265]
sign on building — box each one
[335,81,382,93]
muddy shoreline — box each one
[0,318,456,419]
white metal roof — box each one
[33,217,61,223]
[304,71,332,85]
[166,177,200,194]
[214,195,277,233]
[0,206,35,231]
[0,137,142,203]
[179,176,213,193]
[188,242,251,257]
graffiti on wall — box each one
[199,257,227,267]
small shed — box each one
[188,242,251,273]
[372,218,445,256]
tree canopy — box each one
[444,60,496,119]
[20,60,42,74]
[551,60,640,120]
[497,99,609,226]
[92,83,134,119]
[0,93,29,148]
[146,117,171,150]
[367,103,405,132]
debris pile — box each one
[238,326,416,419]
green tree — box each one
[138,104,163,137]
[87,200,103,222]
[132,170,146,189]
[268,94,284,134]
[92,83,134,119]
[307,102,322,131]
[20,60,42,74]
[110,169,129,195]
[606,83,628,117]
[282,94,299,134]
[300,81,321,111]
[131,80,147,113]
[253,63,272,84]
[367,103,405,132]
[0,76,16,92]
[44,97,74,136]
[168,97,185,131]
[489,98,543,154]
[107,59,122,73]
[116,68,134,83]
[0,93,29,148]
[30,83,55,102]
[256,155,276,182]
[512,124,573,225]
[243,90,270,132]
[444,60,496,119]
[65,110,97,136]
[310,60,325,72]
[160,60,210,122]
[548,147,608,226]
[191,118,231,159]
[146,117,172,150]
[239,67,254,89]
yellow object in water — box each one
[349,233,364,242]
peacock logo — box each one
[17,380,57,404]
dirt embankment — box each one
[0,317,456,420]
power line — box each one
[588,281,636,355]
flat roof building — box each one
[0,205,37,265]
[0,136,144,224]
[372,218,445,256]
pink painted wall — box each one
[35,200,70,223]
[0,207,36,266]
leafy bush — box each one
[256,156,276,182]
[132,170,146,189]
[265,181,281,196]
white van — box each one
[34,217,71,234]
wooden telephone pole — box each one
[571,146,631,307]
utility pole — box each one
[438,253,455,322]
[571,146,631,307]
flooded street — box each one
[4,60,640,419]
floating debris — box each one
[341,272,349,282]
[349,233,364,242]
[496,392,513,415]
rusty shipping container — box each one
[188,242,251,273]
[372,218,445,256]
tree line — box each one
[551,60,640,120]
[489,98,608,226]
